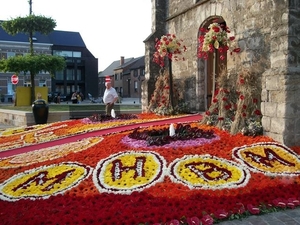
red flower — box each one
[242,113,247,117]
[212,26,220,32]
[212,98,218,103]
[167,219,180,225]
[201,215,214,225]
[218,117,224,121]
[223,89,229,94]
[247,204,260,215]
[240,95,245,100]
[224,104,231,110]
[235,203,246,214]
[186,216,200,225]
[242,104,247,109]
[214,89,220,96]
[233,48,241,53]
[240,78,245,84]
[220,55,225,60]
[205,111,211,116]
[200,27,207,33]
[229,36,235,41]
[254,109,261,115]
[214,209,229,219]
[253,98,258,103]
[287,198,300,209]
[218,46,224,53]
[222,97,228,101]
[273,198,287,208]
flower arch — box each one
[197,17,229,110]
[197,17,263,136]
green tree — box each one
[0,0,65,103]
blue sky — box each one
[1,0,152,71]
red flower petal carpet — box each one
[0,113,299,225]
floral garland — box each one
[198,22,240,60]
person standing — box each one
[71,92,78,104]
[103,77,118,116]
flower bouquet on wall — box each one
[198,22,240,60]
[153,34,187,67]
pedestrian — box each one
[56,92,61,104]
[76,92,82,104]
[103,77,118,116]
[71,92,78,104]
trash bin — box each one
[32,99,49,124]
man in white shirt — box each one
[103,81,118,116]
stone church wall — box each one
[144,0,300,146]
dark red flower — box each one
[254,109,261,115]
[214,209,229,219]
[201,215,214,225]
[240,95,245,100]
[273,198,287,208]
[235,203,246,214]
[247,204,260,215]
[186,216,200,225]
[200,27,207,33]
[167,219,180,225]
[287,198,300,209]
[225,104,231,110]
[212,26,220,32]
[233,48,241,53]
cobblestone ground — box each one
[219,208,300,225]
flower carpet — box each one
[0,113,300,225]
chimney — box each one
[120,56,124,65]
